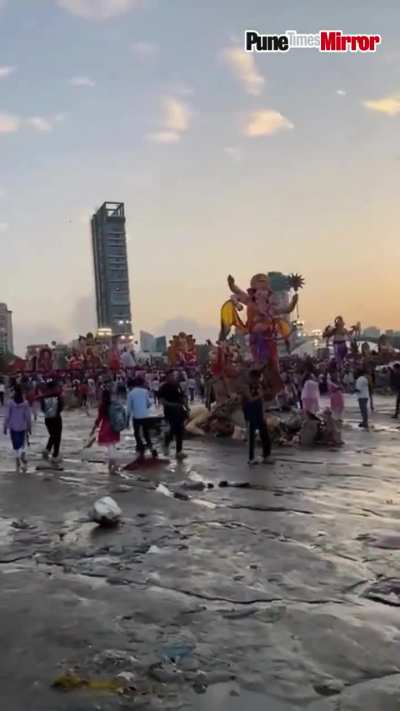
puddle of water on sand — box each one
[0,518,14,540]
[192,498,217,510]
[192,683,293,711]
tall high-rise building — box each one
[91,202,132,337]
[0,302,14,354]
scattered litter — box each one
[156,483,173,498]
[181,481,206,491]
[52,674,123,692]
[149,663,184,684]
[174,491,190,501]
[161,643,194,663]
[89,497,122,527]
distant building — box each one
[139,331,167,356]
[362,326,381,339]
[91,202,132,337]
[0,303,14,354]
[155,336,167,355]
[140,331,156,353]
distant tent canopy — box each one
[0,352,26,374]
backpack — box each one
[109,402,127,433]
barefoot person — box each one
[91,388,121,474]
[3,385,31,472]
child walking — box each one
[3,385,32,472]
[91,389,120,474]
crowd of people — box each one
[1,350,400,472]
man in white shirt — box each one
[355,369,370,429]
[127,378,157,458]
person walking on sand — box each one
[242,370,273,466]
[127,377,158,460]
[41,380,64,465]
[158,371,188,460]
[90,389,121,474]
[355,368,370,430]
[3,385,31,472]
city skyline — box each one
[1,1,399,354]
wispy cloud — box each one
[26,116,53,132]
[0,112,20,134]
[149,131,180,144]
[336,89,347,96]
[148,97,192,144]
[131,41,159,60]
[0,188,6,199]
[0,65,17,79]
[57,0,140,20]
[69,75,96,87]
[363,94,400,116]
[222,46,264,96]
[0,222,9,232]
[224,146,242,162]
[244,110,294,137]
[27,114,65,132]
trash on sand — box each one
[52,673,123,692]
[149,663,185,684]
[160,642,194,663]
[89,497,122,527]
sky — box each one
[1,0,400,354]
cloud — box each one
[0,65,16,79]
[57,0,140,20]
[0,188,6,198]
[243,109,294,137]
[0,221,9,232]
[164,97,191,132]
[224,146,242,162]
[363,94,400,116]
[336,89,347,96]
[26,114,65,132]
[148,96,192,144]
[26,116,53,132]
[131,41,159,60]
[148,131,180,144]
[0,112,20,134]
[222,46,264,96]
[69,75,96,87]
[70,294,96,334]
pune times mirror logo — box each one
[244,30,382,53]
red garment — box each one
[95,405,120,445]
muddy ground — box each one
[1,396,400,710]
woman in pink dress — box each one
[91,389,120,474]
[301,374,320,415]
[328,374,345,420]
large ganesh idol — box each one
[168,333,197,367]
[220,272,303,396]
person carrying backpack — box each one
[90,389,126,474]
[41,380,64,465]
